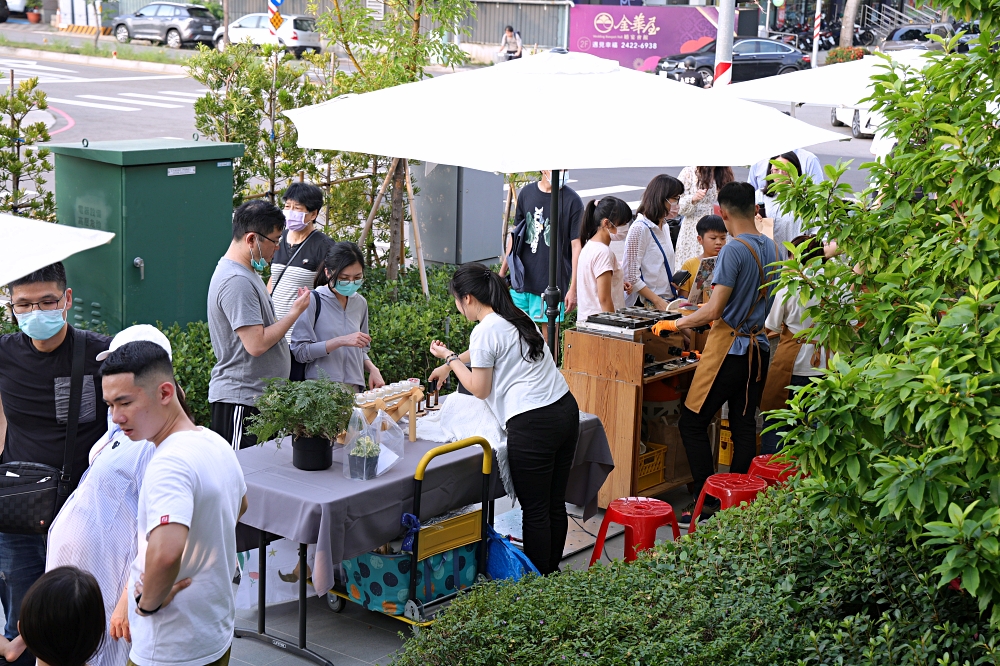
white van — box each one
[213,13,322,57]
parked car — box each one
[213,13,322,57]
[876,23,953,52]
[0,0,9,22]
[831,105,883,139]
[655,38,808,85]
[112,2,219,49]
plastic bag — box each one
[342,408,404,481]
[485,525,539,581]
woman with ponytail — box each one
[428,265,579,575]
[576,197,633,323]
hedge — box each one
[393,489,999,666]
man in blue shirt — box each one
[655,182,778,526]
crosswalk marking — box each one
[157,90,203,98]
[120,93,196,103]
[46,97,141,111]
[574,185,644,198]
[77,95,182,108]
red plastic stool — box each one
[747,454,795,486]
[588,497,680,566]
[688,473,767,534]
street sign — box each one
[270,10,283,30]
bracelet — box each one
[134,593,162,616]
[445,354,460,365]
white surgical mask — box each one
[610,225,629,241]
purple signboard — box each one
[569,5,720,71]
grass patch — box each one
[0,34,192,64]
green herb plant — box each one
[349,435,380,458]
[246,376,355,443]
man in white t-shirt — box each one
[101,340,247,666]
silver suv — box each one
[112,2,220,49]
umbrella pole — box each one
[403,162,430,300]
[359,157,400,247]
[543,169,561,359]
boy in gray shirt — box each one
[208,200,311,450]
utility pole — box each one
[713,0,736,87]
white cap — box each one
[95,324,172,362]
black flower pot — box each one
[292,435,333,471]
[349,454,379,480]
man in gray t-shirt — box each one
[207,200,310,450]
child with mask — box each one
[290,242,385,391]
[575,197,634,324]
[268,182,336,341]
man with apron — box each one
[653,182,778,523]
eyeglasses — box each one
[666,196,681,204]
[11,292,65,315]
[337,278,364,287]
[258,234,281,246]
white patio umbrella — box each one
[714,50,933,109]
[285,50,845,347]
[285,51,844,173]
[0,214,114,286]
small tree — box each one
[0,75,55,220]
[769,7,1000,626]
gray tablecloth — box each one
[237,412,612,594]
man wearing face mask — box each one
[207,200,311,451]
[502,169,583,341]
[0,262,111,666]
[267,182,336,342]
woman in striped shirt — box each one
[267,182,335,340]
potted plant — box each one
[25,0,41,23]
[246,377,355,471]
[347,436,380,480]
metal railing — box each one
[861,2,942,41]
[113,0,570,48]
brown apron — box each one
[759,325,801,412]
[685,238,767,415]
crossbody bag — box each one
[0,328,85,534]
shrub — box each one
[394,489,998,666]
[825,46,869,64]
[767,21,1000,624]
[159,321,215,427]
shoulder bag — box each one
[507,217,528,292]
[639,219,678,298]
[0,328,85,534]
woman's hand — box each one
[652,295,669,311]
[332,332,371,349]
[428,364,451,386]
[429,340,454,360]
[368,367,385,389]
[110,590,131,642]
[692,188,707,204]
[624,281,634,295]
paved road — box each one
[0,57,201,143]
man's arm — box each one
[138,523,189,611]
[236,288,311,357]
[239,494,248,520]
[676,285,732,331]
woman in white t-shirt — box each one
[427,265,578,575]
[576,196,633,323]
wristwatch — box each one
[134,593,162,616]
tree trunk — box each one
[92,1,101,48]
[387,159,405,280]
[223,0,230,44]
[840,0,862,48]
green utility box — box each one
[50,139,244,334]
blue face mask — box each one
[18,308,67,341]
[333,279,363,297]
[250,239,268,272]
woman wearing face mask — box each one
[268,182,336,340]
[622,174,684,310]
[427,265,578,576]
[575,197,633,323]
[289,242,385,391]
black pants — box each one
[210,402,261,451]
[678,349,769,499]
[505,391,579,575]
